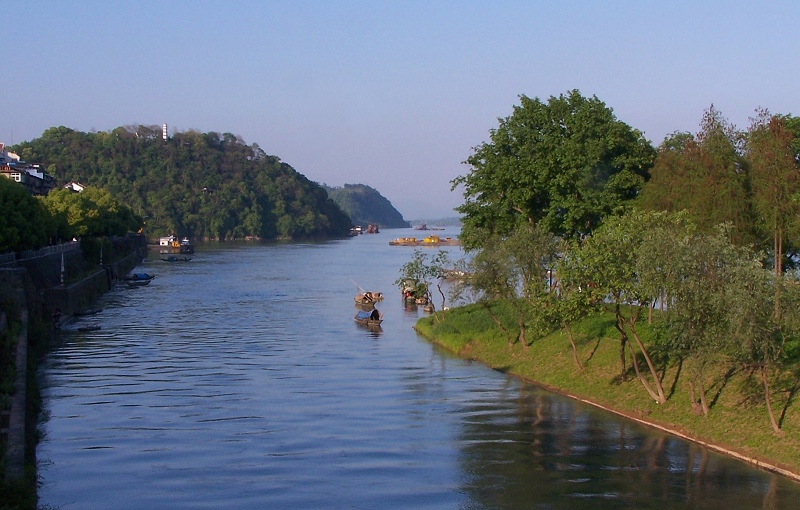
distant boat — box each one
[354,308,383,327]
[389,235,459,246]
[159,235,195,254]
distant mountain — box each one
[322,184,410,229]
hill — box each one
[322,184,410,229]
[12,126,352,240]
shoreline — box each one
[415,325,800,483]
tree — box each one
[639,106,754,246]
[563,210,668,403]
[0,177,52,252]
[655,223,744,416]
[745,110,800,282]
[42,187,141,238]
[395,249,454,322]
[464,239,520,344]
[452,90,655,250]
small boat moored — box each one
[354,308,383,327]
[123,272,155,287]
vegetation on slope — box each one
[12,126,352,240]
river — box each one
[36,229,800,509]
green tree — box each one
[42,187,141,238]
[745,110,800,281]
[452,90,655,249]
[395,249,453,321]
[562,210,668,403]
[656,224,744,416]
[639,106,754,246]
[0,177,52,252]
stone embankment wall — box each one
[0,234,148,483]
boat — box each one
[123,272,154,286]
[354,308,383,326]
[400,278,428,305]
[355,291,383,305]
[161,255,192,262]
[159,235,195,254]
[388,235,460,246]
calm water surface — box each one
[37,230,800,509]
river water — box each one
[37,229,800,509]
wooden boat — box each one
[355,291,383,305]
[354,308,383,327]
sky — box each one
[3,1,799,220]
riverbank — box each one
[414,302,800,483]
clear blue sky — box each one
[3,1,798,219]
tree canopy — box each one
[452,90,655,249]
[0,177,53,252]
[41,186,142,240]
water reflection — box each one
[456,383,797,509]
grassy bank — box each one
[414,301,800,480]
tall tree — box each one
[639,105,754,246]
[745,110,800,280]
[452,90,655,250]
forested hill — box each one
[12,126,353,240]
[322,184,410,229]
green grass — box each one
[417,303,800,478]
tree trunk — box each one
[626,341,662,403]
[436,283,447,318]
[698,378,709,416]
[562,321,583,370]
[774,222,782,318]
[517,315,527,349]
[688,379,702,415]
[627,309,667,404]
[761,365,782,434]
[480,302,509,338]
[614,304,628,379]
